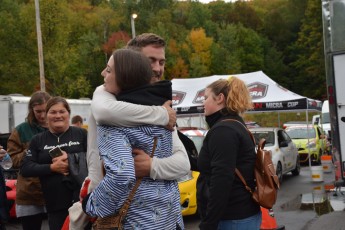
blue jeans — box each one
[217,211,262,230]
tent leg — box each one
[306,110,313,178]
[278,112,280,128]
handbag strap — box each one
[221,119,254,194]
[222,119,255,144]
[235,168,253,194]
[114,137,158,217]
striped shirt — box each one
[85,125,183,229]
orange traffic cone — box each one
[61,215,70,230]
[260,207,285,230]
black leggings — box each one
[48,209,68,230]
[0,223,6,230]
[20,213,45,230]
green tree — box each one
[225,24,265,73]
[261,38,288,86]
[37,0,87,97]
[258,0,307,49]
[290,0,325,99]
[0,0,326,101]
[207,1,233,29]
[186,1,211,29]
[253,0,308,93]
[210,25,242,75]
[232,1,262,31]
[0,0,39,95]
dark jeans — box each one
[217,211,262,230]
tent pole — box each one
[306,107,312,179]
[278,112,280,128]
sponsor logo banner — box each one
[193,89,205,104]
[247,82,268,99]
[253,100,303,111]
[172,91,186,106]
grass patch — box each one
[244,111,320,128]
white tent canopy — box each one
[172,71,322,115]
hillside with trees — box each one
[0,0,326,100]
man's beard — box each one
[151,72,162,83]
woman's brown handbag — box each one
[93,138,158,230]
[92,196,132,230]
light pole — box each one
[131,14,137,39]
[34,0,45,91]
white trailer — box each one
[311,100,331,137]
[0,95,91,134]
[322,0,345,184]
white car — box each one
[249,127,300,184]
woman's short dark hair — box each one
[45,96,71,115]
[27,91,51,125]
[71,115,83,125]
[113,49,152,91]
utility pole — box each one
[34,0,45,92]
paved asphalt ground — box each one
[4,165,345,230]
[275,165,345,230]
[183,166,345,230]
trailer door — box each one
[0,98,10,133]
[333,54,345,177]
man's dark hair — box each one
[71,115,83,125]
[126,33,166,51]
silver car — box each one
[249,127,300,184]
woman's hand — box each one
[50,151,69,175]
[132,149,152,178]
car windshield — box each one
[251,131,275,147]
[286,127,316,139]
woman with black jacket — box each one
[197,77,261,230]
